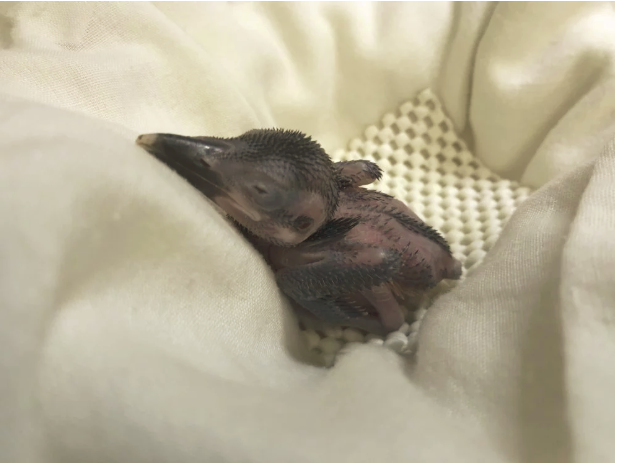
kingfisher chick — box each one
[137,129,339,246]
[137,129,462,335]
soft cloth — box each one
[0,3,614,463]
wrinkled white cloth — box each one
[0,2,614,463]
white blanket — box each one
[0,3,614,463]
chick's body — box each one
[255,174,461,335]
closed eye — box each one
[245,181,284,211]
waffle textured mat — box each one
[302,89,533,366]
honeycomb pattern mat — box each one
[302,89,533,367]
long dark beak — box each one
[136,133,231,200]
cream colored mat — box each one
[305,89,532,363]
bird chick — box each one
[137,129,461,335]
